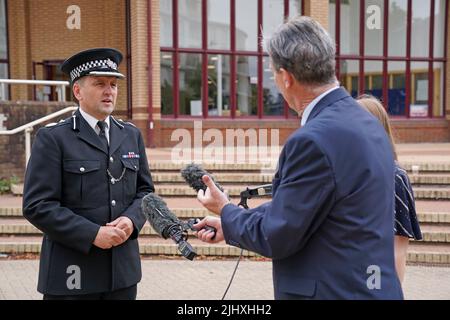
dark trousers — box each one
[43,285,137,300]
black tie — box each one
[97,120,109,152]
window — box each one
[236,55,258,116]
[208,54,231,116]
[0,0,9,100]
[160,0,303,118]
[40,61,71,102]
[329,0,447,118]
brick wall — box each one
[127,0,150,145]
[447,2,450,121]
[7,0,32,100]
[158,119,297,148]
[156,118,450,148]
[391,119,450,143]
[304,0,329,30]
[126,0,161,147]
[7,0,128,111]
[0,102,77,180]
[150,0,162,148]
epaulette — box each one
[111,116,136,129]
[121,120,136,128]
[45,119,67,128]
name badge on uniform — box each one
[122,152,140,159]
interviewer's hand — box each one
[193,217,224,243]
[93,226,127,249]
[197,175,230,215]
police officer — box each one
[23,48,154,300]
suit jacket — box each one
[221,88,403,299]
[23,109,154,295]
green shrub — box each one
[0,176,19,194]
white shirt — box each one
[300,86,340,126]
[79,108,110,144]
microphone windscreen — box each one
[142,193,180,238]
[181,163,224,193]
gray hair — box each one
[74,77,85,87]
[266,16,337,85]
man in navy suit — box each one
[194,16,403,299]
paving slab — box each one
[0,259,449,300]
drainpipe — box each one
[147,0,155,147]
[126,0,133,120]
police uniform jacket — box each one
[23,109,154,295]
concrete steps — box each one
[152,172,274,184]
[9,183,450,200]
[0,235,259,258]
[1,205,449,264]
[3,206,450,224]
[3,152,450,265]
[407,243,450,264]
[412,188,450,200]
[145,171,447,185]
[149,162,273,172]
[152,172,450,185]
[409,173,450,185]
[1,219,448,243]
[417,211,450,224]
[400,162,450,173]
[0,235,448,264]
[2,199,450,217]
[147,160,450,172]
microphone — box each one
[181,163,225,193]
[141,193,216,260]
[238,184,273,209]
[141,193,180,239]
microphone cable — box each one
[221,248,244,300]
[179,164,254,299]
[220,202,247,300]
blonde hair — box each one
[357,95,398,160]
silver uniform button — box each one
[79,167,85,172]
[110,157,114,163]
[111,200,116,207]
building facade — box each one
[2,0,450,146]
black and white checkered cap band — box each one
[70,59,118,82]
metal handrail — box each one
[0,106,78,167]
[0,79,70,102]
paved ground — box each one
[0,258,449,300]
